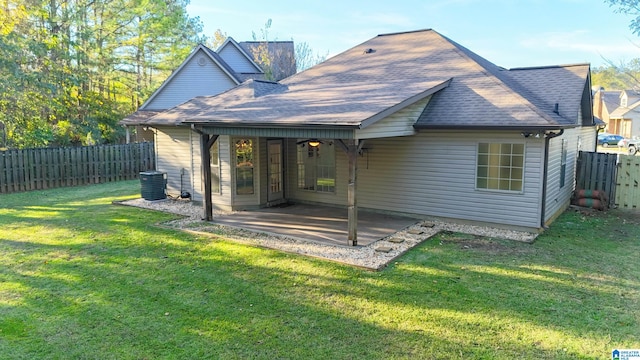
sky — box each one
[186,0,639,69]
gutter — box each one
[413,124,578,131]
[540,129,564,229]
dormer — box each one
[621,91,628,107]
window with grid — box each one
[476,143,524,192]
[296,141,335,193]
[235,139,254,195]
[210,141,220,194]
[560,139,567,188]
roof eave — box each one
[185,121,360,130]
[413,124,582,131]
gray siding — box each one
[144,49,237,110]
[218,44,259,73]
[357,131,544,229]
[155,126,193,198]
[287,131,545,229]
[356,96,431,139]
[190,132,202,202]
[544,126,597,223]
[215,136,234,210]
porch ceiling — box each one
[211,204,419,247]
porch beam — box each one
[338,139,362,246]
[200,133,219,221]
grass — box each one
[0,180,639,359]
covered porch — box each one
[210,203,419,247]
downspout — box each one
[540,129,564,229]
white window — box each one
[235,139,254,195]
[560,139,567,188]
[210,141,220,194]
[296,140,335,193]
[476,143,524,192]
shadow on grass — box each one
[1,181,638,359]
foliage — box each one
[0,181,638,359]
[591,61,640,90]
[0,0,203,148]
[607,0,640,36]
[296,41,328,72]
[250,18,326,79]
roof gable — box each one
[217,37,263,74]
[140,45,241,111]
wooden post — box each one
[125,125,131,144]
[200,133,218,221]
[338,139,363,246]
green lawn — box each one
[0,181,638,359]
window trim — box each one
[210,140,221,194]
[234,138,255,196]
[560,138,567,188]
[475,142,525,194]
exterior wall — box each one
[144,49,237,110]
[154,126,193,198]
[190,132,202,201]
[544,126,597,224]
[286,131,546,230]
[191,135,233,211]
[356,96,431,139]
[218,44,259,73]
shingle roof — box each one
[120,110,160,126]
[602,90,621,113]
[147,29,591,130]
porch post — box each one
[200,133,218,221]
[338,139,362,246]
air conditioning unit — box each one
[139,171,167,201]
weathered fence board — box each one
[575,151,618,205]
[616,155,640,209]
[0,142,155,194]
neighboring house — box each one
[141,29,597,243]
[121,38,296,197]
[595,89,640,138]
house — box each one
[120,38,296,195]
[594,88,640,138]
[139,29,597,245]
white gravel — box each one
[117,198,538,270]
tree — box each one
[250,19,325,79]
[295,41,327,72]
[0,0,203,148]
[207,29,228,50]
[607,0,640,35]
[592,63,639,90]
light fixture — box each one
[521,132,532,138]
[308,139,321,147]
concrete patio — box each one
[210,203,419,247]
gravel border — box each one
[116,198,538,270]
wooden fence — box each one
[0,142,155,194]
[615,155,640,209]
[575,151,618,205]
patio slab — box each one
[210,204,419,247]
